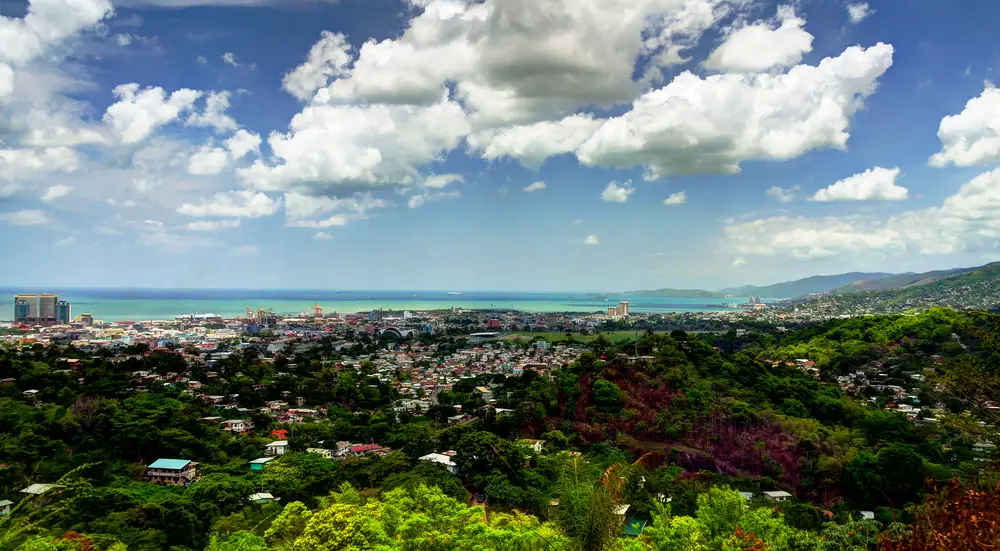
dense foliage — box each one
[3,309,1000,550]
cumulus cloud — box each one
[225,129,263,159]
[184,219,241,231]
[846,3,873,24]
[601,180,634,203]
[704,6,813,73]
[929,84,1000,167]
[469,114,602,169]
[103,84,202,144]
[523,181,546,192]
[186,91,238,133]
[222,52,240,67]
[177,190,280,218]
[810,167,907,202]
[766,185,798,203]
[0,0,113,66]
[315,231,333,240]
[41,184,72,202]
[187,146,231,175]
[725,167,1000,261]
[663,191,686,205]
[583,234,600,245]
[0,209,49,226]
[240,97,470,194]
[0,147,80,178]
[284,192,386,221]
[282,31,352,102]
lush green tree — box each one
[184,473,256,515]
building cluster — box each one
[13,294,73,325]
[607,300,630,319]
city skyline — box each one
[3,0,1000,291]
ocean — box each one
[0,288,746,322]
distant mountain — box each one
[719,272,895,299]
[831,266,979,294]
[625,288,726,298]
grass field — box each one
[505,330,658,343]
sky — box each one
[2,0,1000,291]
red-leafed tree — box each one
[879,479,1000,551]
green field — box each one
[505,330,655,343]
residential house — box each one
[307,448,334,459]
[250,492,277,504]
[220,419,253,433]
[860,511,875,520]
[21,484,64,495]
[249,457,276,471]
[0,499,11,516]
[147,459,197,485]
[418,453,460,475]
[763,491,792,502]
[350,444,384,457]
[265,441,289,456]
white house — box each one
[419,453,460,475]
[518,439,545,454]
[763,491,792,502]
[307,448,334,459]
[860,511,875,520]
[220,419,252,433]
[265,441,289,456]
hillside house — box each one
[265,441,289,456]
[147,459,197,485]
[0,499,11,516]
[307,448,334,459]
[249,457,276,471]
[763,491,792,502]
[519,439,545,454]
[220,419,253,433]
[350,444,384,457]
[418,453,460,475]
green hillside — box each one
[720,272,894,298]
[831,266,979,294]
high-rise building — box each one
[56,301,72,324]
[12,294,69,325]
[39,294,57,323]
[14,295,35,322]
[619,300,629,317]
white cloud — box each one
[103,84,202,144]
[177,190,281,218]
[133,179,156,193]
[184,219,241,231]
[601,180,635,203]
[583,234,600,245]
[225,129,262,159]
[810,167,907,202]
[187,146,231,175]
[0,209,49,226]
[315,231,333,240]
[469,114,602,169]
[197,55,208,65]
[929,84,1000,167]
[846,3,873,24]
[704,6,813,73]
[488,43,894,178]
[240,96,470,194]
[186,91,238,133]
[282,31,352,102]
[288,214,349,228]
[306,0,746,126]
[766,185,798,202]
[41,184,72,202]
[731,257,746,267]
[0,183,20,198]
[0,0,113,66]
[222,52,240,67]
[423,174,463,189]
[523,181,546,192]
[663,191,686,205]
[0,147,80,178]
[55,236,75,247]
[408,190,460,209]
[725,167,1000,261]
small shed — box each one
[249,492,276,504]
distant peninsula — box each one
[624,288,726,298]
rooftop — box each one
[148,458,193,470]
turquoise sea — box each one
[0,289,747,322]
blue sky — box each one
[2,0,1000,291]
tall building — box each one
[56,301,71,325]
[607,300,631,319]
[12,294,69,325]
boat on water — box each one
[448,292,463,295]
